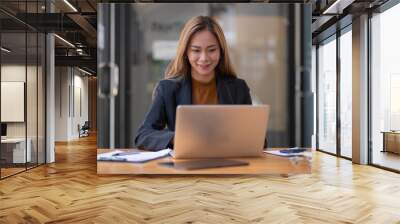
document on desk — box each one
[264,148,311,157]
[97,149,172,163]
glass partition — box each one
[1,31,28,177]
[0,1,46,179]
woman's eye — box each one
[192,49,200,53]
[209,49,216,52]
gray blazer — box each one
[134,75,252,151]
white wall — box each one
[55,67,89,141]
[55,67,69,141]
[72,72,89,138]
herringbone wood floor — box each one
[1,134,400,224]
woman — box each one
[135,16,252,151]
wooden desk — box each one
[1,138,32,164]
[382,131,400,154]
[97,149,311,175]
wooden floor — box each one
[1,167,25,178]
[1,135,400,223]
[1,164,45,178]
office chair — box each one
[79,121,90,138]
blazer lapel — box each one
[217,75,234,104]
[177,76,192,105]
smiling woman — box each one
[134,16,252,151]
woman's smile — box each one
[198,63,211,70]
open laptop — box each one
[173,105,270,159]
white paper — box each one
[97,149,172,163]
[97,150,124,161]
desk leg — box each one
[382,133,386,152]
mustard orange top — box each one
[191,77,218,105]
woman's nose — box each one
[199,52,208,61]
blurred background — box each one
[97,3,313,149]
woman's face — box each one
[187,29,221,83]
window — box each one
[339,28,352,158]
[317,36,337,154]
[371,2,400,171]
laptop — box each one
[173,105,270,159]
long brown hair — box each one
[164,16,236,79]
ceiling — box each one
[311,0,390,43]
[0,0,97,74]
[0,0,393,75]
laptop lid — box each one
[174,105,270,159]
